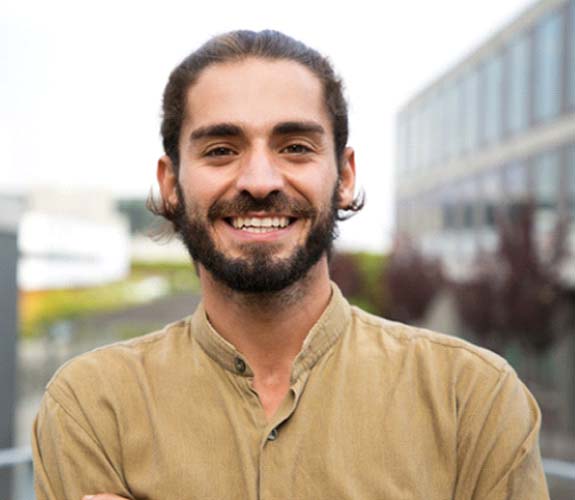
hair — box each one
[150,29,364,230]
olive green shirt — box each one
[33,285,549,499]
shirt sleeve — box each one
[32,388,134,500]
[453,364,550,500]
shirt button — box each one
[267,428,279,441]
[234,357,246,374]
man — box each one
[33,30,549,499]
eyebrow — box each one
[189,121,326,143]
[272,121,325,136]
[190,123,244,142]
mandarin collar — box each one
[190,282,351,383]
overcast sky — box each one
[1,0,536,252]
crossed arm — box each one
[82,496,128,500]
[33,349,549,499]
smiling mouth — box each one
[224,216,297,233]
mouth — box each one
[223,215,297,233]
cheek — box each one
[288,165,338,202]
[179,171,226,211]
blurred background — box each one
[1,0,573,498]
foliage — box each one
[454,203,570,353]
[329,253,363,297]
[131,260,200,294]
[329,251,387,314]
[379,237,444,323]
[20,260,199,338]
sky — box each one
[1,0,536,252]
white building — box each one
[18,189,130,290]
[395,0,575,283]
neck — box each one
[199,257,332,377]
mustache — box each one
[208,192,316,220]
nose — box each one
[235,147,285,199]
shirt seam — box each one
[46,325,180,390]
[351,308,509,375]
[44,388,109,454]
[43,389,131,493]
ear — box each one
[157,155,179,209]
[337,147,356,209]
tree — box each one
[455,202,570,353]
[381,236,444,324]
[329,252,363,299]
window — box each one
[404,111,414,173]
[435,89,447,163]
[533,149,561,237]
[482,54,504,145]
[460,178,479,229]
[462,70,480,153]
[420,99,432,170]
[478,170,502,228]
[396,114,407,173]
[429,92,441,167]
[440,186,460,230]
[534,10,563,123]
[566,144,575,212]
[443,83,461,161]
[506,33,530,135]
[568,0,575,109]
[503,161,530,201]
[533,150,560,210]
[411,107,422,172]
[503,161,530,223]
[452,80,464,158]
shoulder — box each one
[346,306,540,428]
[348,305,510,378]
[45,318,191,410]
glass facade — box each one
[482,53,504,145]
[479,170,502,228]
[568,0,575,109]
[415,107,425,172]
[533,149,562,235]
[462,70,480,154]
[443,83,457,160]
[396,115,407,174]
[566,144,575,211]
[534,10,563,123]
[395,1,574,251]
[397,2,572,177]
[533,150,561,210]
[504,161,529,199]
[506,34,530,135]
[420,99,432,170]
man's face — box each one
[159,57,355,293]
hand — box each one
[82,495,130,500]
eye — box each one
[281,143,312,154]
[205,146,236,157]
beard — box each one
[172,186,339,294]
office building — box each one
[395,0,574,282]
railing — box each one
[0,447,574,484]
[0,447,32,469]
[542,458,575,480]
[0,446,34,500]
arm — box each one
[453,365,549,499]
[82,497,129,500]
[33,389,134,500]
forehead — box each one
[183,57,330,134]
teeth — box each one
[230,216,290,230]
